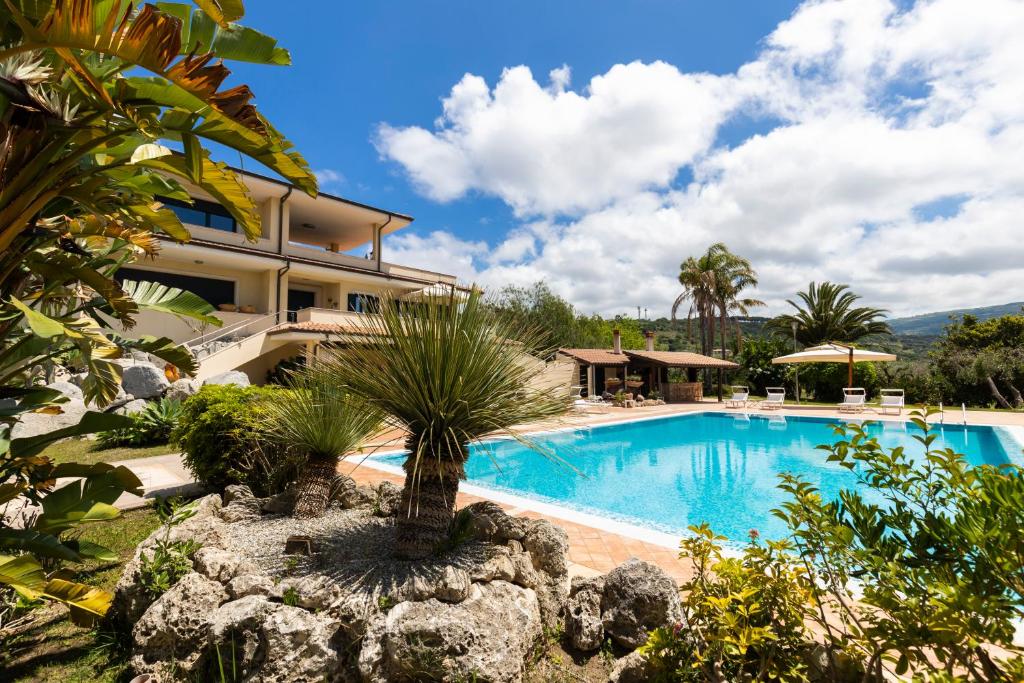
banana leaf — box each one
[0,553,47,600]
[43,577,113,626]
[158,3,285,62]
[0,528,81,562]
[9,411,135,458]
[119,279,221,327]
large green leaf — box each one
[10,411,135,458]
[134,153,262,239]
[120,279,221,326]
[157,2,288,64]
[8,297,64,338]
[43,577,113,626]
[0,553,47,599]
[62,538,117,563]
[0,528,81,562]
[110,334,200,376]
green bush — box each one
[97,398,183,448]
[799,361,879,402]
[172,385,302,495]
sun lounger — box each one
[763,387,786,410]
[878,388,905,415]
[838,387,867,413]
[726,385,750,409]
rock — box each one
[334,480,375,509]
[228,573,282,600]
[260,604,343,682]
[166,378,200,403]
[205,596,344,682]
[374,481,402,516]
[601,558,683,649]
[567,577,605,651]
[130,572,228,677]
[10,397,87,438]
[608,649,654,683]
[359,581,542,683]
[466,501,531,542]
[219,496,262,523]
[223,484,254,506]
[260,489,295,515]
[203,370,251,387]
[469,546,517,583]
[434,565,472,603]
[193,547,258,584]
[46,380,83,401]
[278,574,341,611]
[122,363,170,399]
[523,519,569,578]
[115,398,150,415]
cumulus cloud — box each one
[377,0,1024,317]
[314,168,346,192]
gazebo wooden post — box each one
[717,368,723,401]
[848,347,854,388]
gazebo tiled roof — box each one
[557,348,630,366]
[269,320,379,335]
[624,350,739,369]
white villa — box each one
[121,168,459,383]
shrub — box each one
[641,525,816,681]
[96,398,183,448]
[799,360,878,402]
[139,498,200,599]
[172,385,302,495]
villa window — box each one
[159,196,237,233]
[347,293,380,313]
[115,267,236,307]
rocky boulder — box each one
[115,398,149,416]
[608,650,655,683]
[10,396,86,438]
[358,581,542,683]
[166,378,200,403]
[373,481,402,516]
[122,363,170,399]
[566,576,605,651]
[130,572,228,678]
[219,484,262,523]
[46,380,82,401]
[202,370,251,387]
[600,558,683,649]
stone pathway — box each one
[109,452,203,510]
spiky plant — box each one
[261,363,383,519]
[320,290,572,560]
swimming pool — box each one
[371,412,1024,542]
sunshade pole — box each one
[848,346,854,388]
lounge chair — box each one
[763,387,786,410]
[726,385,750,409]
[838,387,867,413]
[878,388,905,415]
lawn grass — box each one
[38,437,177,466]
[2,507,162,683]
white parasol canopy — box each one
[772,343,896,388]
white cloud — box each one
[314,168,346,191]
[377,0,1024,317]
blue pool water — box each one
[373,413,1023,541]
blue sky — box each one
[233,1,797,242]
[221,1,1024,318]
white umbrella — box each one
[771,343,896,388]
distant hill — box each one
[888,302,1024,336]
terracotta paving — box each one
[343,401,1023,583]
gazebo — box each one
[557,330,739,402]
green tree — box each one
[262,363,383,518]
[931,314,1024,408]
[767,281,890,346]
[321,291,571,560]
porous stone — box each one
[46,380,83,401]
[567,577,605,651]
[278,574,342,611]
[202,370,251,387]
[373,480,402,516]
[193,547,258,584]
[115,398,149,415]
[466,501,530,542]
[10,397,87,439]
[260,489,296,515]
[227,573,282,600]
[608,649,655,683]
[122,363,170,399]
[220,497,262,523]
[130,572,228,677]
[358,581,542,683]
[223,484,255,505]
[600,558,683,649]
[523,519,569,578]
[165,378,200,403]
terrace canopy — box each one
[771,343,896,388]
[557,347,738,400]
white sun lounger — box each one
[763,387,786,410]
[726,386,750,409]
[838,387,867,413]
[878,388,905,415]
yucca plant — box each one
[261,364,383,519]
[321,290,572,560]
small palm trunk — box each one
[292,454,338,519]
[395,460,463,560]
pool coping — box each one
[346,408,1024,552]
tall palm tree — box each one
[672,243,763,358]
[321,290,571,560]
[768,282,891,346]
[261,364,383,519]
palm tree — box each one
[321,290,571,560]
[768,282,891,346]
[261,364,383,519]
[672,243,763,358]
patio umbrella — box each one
[771,343,896,388]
